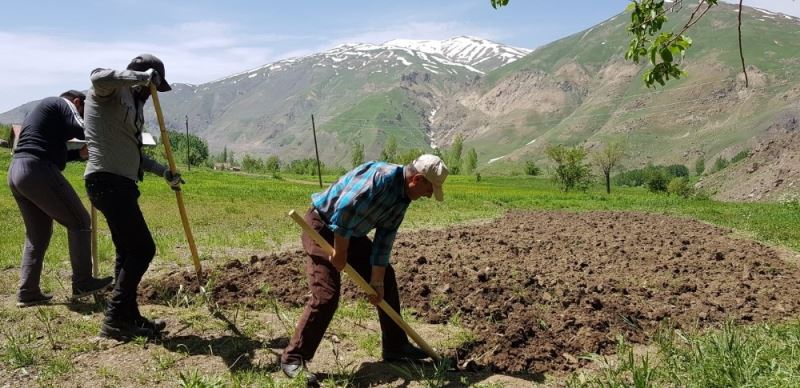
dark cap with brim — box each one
[126,53,172,92]
[60,90,86,100]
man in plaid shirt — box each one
[281,154,449,383]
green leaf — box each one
[625,2,636,12]
[649,46,658,65]
[660,47,673,63]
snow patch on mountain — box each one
[385,36,530,67]
[204,36,530,85]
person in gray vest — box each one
[8,90,114,307]
[84,54,183,340]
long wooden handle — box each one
[288,209,441,361]
[150,84,203,281]
[91,205,98,277]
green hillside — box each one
[466,3,800,178]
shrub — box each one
[667,177,692,198]
[616,163,689,187]
[731,149,750,163]
[546,145,593,192]
[712,156,729,172]
[240,154,264,173]
[694,157,705,175]
[614,169,648,187]
[778,193,800,211]
[0,123,11,146]
[524,160,541,176]
[397,148,424,166]
[646,170,669,193]
[265,156,281,173]
[665,164,689,178]
[285,158,325,175]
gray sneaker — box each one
[16,293,53,308]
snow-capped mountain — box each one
[383,36,532,72]
[0,36,530,165]
[311,36,530,75]
[204,36,531,86]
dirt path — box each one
[142,210,800,375]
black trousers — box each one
[85,172,155,321]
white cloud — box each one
[0,22,290,112]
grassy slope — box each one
[319,88,433,163]
[474,4,800,174]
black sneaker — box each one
[72,276,113,299]
[135,316,167,332]
[16,293,53,308]
[281,362,318,384]
[382,342,430,362]
[99,318,155,341]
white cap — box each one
[412,154,449,201]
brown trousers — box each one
[281,208,408,364]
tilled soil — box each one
[141,211,800,374]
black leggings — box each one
[8,156,92,299]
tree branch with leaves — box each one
[490,0,748,88]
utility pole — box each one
[311,114,323,188]
[185,115,190,171]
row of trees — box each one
[544,141,627,194]
[161,128,744,196]
[550,142,753,196]
[615,163,693,196]
[349,134,480,175]
[545,142,694,197]
[239,154,349,176]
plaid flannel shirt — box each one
[312,161,410,267]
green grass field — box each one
[1,150,799,386]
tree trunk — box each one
[605,172,611,194]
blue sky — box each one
[1,0,798,113]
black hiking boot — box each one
[382,342,429,362]
[99,317,155,341]
[16,293,53,308]
[72,276,113,299]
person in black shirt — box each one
[7,90,113,307]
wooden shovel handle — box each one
[150,84,203,282]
